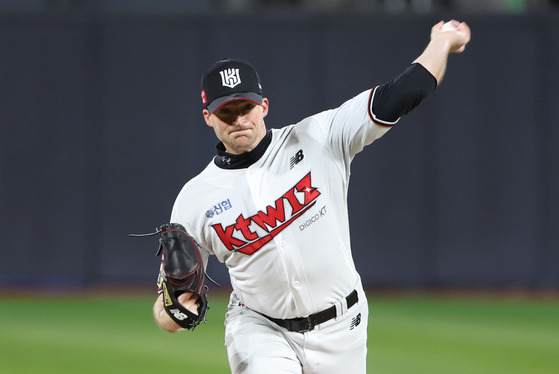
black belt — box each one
[263,290,358,332]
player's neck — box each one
[214,131,272,169]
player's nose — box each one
[232,113,247,126]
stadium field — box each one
[1,290,557,373]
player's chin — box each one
[222,137,249,154]
[229,132,254,146]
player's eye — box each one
[242,103,255,113]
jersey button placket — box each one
[246,167,262,205]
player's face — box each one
[203,98,269,155]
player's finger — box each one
[457,22,472,40]
[178,292,200,315]
[178,291,197,303]
[447,19,461,28]
[432,20,444,32]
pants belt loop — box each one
[335,294,349,319]
[341,294,349,315]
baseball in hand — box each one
[441,21,457,32]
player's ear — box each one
[261,98,269,118]
[203,109,213,127]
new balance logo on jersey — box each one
[219,68,241,88]
[350,313,361,330]
[290,150,304,169]
[212,172,320,255]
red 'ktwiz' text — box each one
[211,172,320,255]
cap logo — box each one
[219,68,241,88]
[201,89,207,105]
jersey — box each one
[170,88,391,319]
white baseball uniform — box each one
[170,88,392,373]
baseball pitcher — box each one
[148,20,471,374]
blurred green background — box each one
[1,291,557,373]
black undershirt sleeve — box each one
[370,63,437,126]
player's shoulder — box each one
[269,121,323,149]
[273,90,372,135]
[176,160,223,197]
[294,90,372,126]
[171,162,227,221]
[270,124,295,139]
[278,108,333,140]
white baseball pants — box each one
[224,288,369,374]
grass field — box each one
[1,290,558,373]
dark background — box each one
[1,1,558,292]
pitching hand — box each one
[431,20,471,54]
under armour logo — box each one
[220,68,241,88]
[290,150,304,169]
[350,313,361,330]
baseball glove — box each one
[131,223,209,330]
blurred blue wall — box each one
[1,11,558,290]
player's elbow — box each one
[372,63,437,122]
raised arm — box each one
[414,20,471,85]
[370,20,471,125]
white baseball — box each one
[441,21,457,32]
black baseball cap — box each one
[201,58,263,113]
